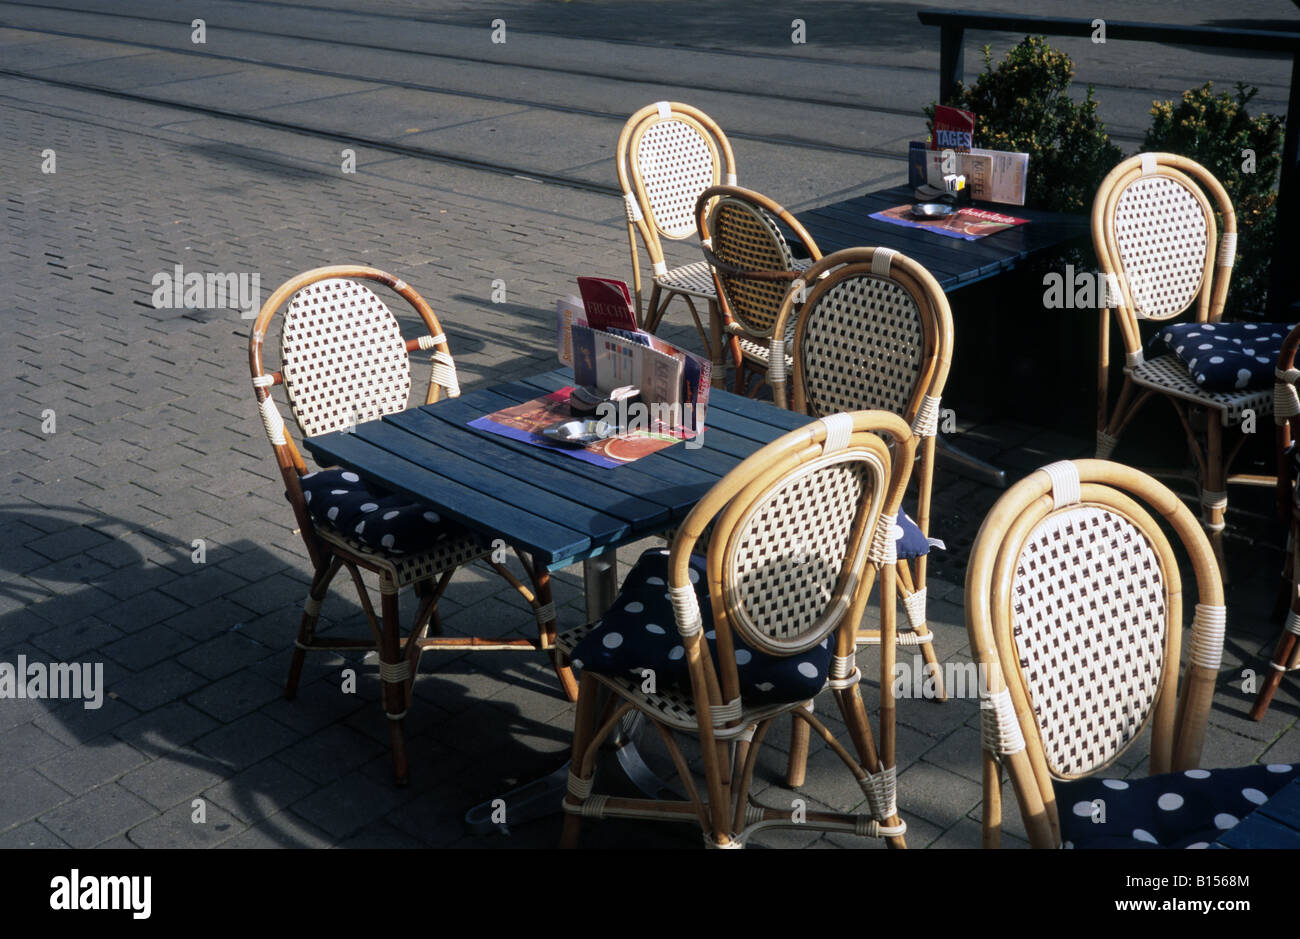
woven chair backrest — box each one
[796,258,933,420]
[707,195,798,338]
[631,112,722,241]
[1007,501,1169,777]
[719,447,884,655]
[279,278,412,438]
[1112,174,1209,321]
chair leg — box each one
[1254,536,1300,720]
[560,672,602,848]
[378,578,411,786]
[644,284,665,333]
[833,686,906,849]
[1203,419,1229,578]
[898,561,945,702]
[286,555,342,699]
[785,701,813,787]
[529,566,578,702]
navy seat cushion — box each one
[895,508,931,560]
[569,548,832,706]
[299,468,459,555]
[1056,762,1300,849]
[1149,322,1292,391]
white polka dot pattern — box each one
[1011,506,1166,777]
[635,120,716,239]
[1113,176,1208,321]
[280,279,412,438]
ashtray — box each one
[910,202,957,219]
[541,419,617,447]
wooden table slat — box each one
[302,426,592,563]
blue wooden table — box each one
[1214,777,1300,849]
[302,368,812,574]
[302,368,814,830]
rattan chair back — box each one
[1094,153,1236,360]
[771,247,952,427]
[696,185,821,340]
[669,411,915,721]
[966,459,1225,847]
[248,266,459,538]
[616,103,736,307]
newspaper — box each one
[921,147,1028,206]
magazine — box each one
[576,276,638,332]
[909,140,1029,206]
[555,295,586,368]
[869,204,1029,241]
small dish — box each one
[910,202,957,219]
[541,419,617,447]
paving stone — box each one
[186,669,284,723]
[203,759,320,824]
[38,783,155,849]
[37,737,149,794]
[0,820,70,848]
[119,756,229,812]
[128,799,246,848]
[0,767,71,831]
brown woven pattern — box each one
[1131,354,1272,426]
[1011,506,1166,778]
[280,279,412,437]
[1114,177,1208,321]
[800,275,925,417]
[637,120,716,239]
[727,457,870,650]
[711,199,795,337]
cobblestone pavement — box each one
[1,1,1298,850]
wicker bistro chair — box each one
[1093,152,1287,572]
[768,247,955,785]
[617,102,737,343]
[696,185,821,396]
[965,458,1300,848]
[557,411,917,848]
[1251,324,1300,719]
[249,266,575,785]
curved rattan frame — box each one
[695,184,822,396]
[967,459,1224,848]
[1093,152,1249,570]
[560,411,917,848]
[616,101,738,346]
[1251,324,1300,718]
[249,265,576,784]
[767,247,955,784]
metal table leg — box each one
[936,434,1007,488]
[464,552,673,835]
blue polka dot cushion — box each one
[299,468,457,555]
[1055,762,1300,849]
[569,548,832,706]
[895,509,933,560]
[1150,322,1292,391]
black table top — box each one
[302,369,813,571]
[798,184,1090,292]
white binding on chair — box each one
[652,261,668,277]
[1041,461,1081,509]
[903,588,927,630]
[431,351,460,397]
[260,396,287,446]
[911,395,941,438]
[1140,153,1158,177]
[1189,603,1225,670]
[251,374,274,388]
[623,191,644,222]
[655,100,671,120]
[768,336,786,382]
[669,583,702,636]
[1095,429,1118,458]
[725,172,737,186]
[417,333,445,350]
[1125,349,1145,368]
[1275,369,1300,422]
[1219,232,1237,268]
[858,764,898,820]
[868,517,898,566]
[1284,609,1300,638]
[819,413,853,453]
[871,248,897,276]
[980,686,1026,755]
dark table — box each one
[800,184,1090,289]
[795,184,1091,486]
[1214,776,1300,848]
[302,368,814,831]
